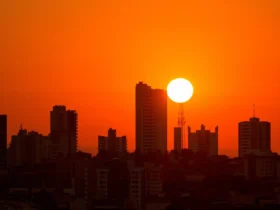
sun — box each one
[167,78,194,103]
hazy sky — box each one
[1,0,280,156]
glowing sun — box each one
[167,78,194,103]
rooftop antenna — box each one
[20,124,23,130]
[253,104,255,118]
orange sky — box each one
[1,0,280,157]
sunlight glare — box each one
[167,78,194,103]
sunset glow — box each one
[167,78,194,103]
[1,0,280,157]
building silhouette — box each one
[129,167,145,210]
[50,105,78,157]
[7,105,79,167]
[98,128,127,154]
[173,127,182,152]
[4,100,280,209]
[96,168,109,200]
[135,82,167,154]
[125,161,163,210]
[238,116,271,157]
[8,127,49,167]
[188,124,218,156]
[241,154,279,180]
[144,162,163,196]
[0,115,7,168]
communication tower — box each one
[178,103,186,149]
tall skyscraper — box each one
[50,105,78,156]
[238,116,271,157]
[0,115,7,168]
[135,82,167,154]
[188,124,218,156]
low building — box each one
[188,124,218,156]
[96,169,109,200]
[8,128,49,168]
[144,162,163,196]
[173,127,182,152]
[98,128,127,154]
[130,167,145,210]
[239,154,280,180]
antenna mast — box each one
[253,104,255,117]
[178,103,186,149]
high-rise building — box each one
[0,115,7,168]
[50,105,78,157]
[238,117,271,157]
[135,82,167,154]
[173,127,182,152]
[98,128,127,154]
[188,124,218,156]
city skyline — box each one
[0,81,275,157]
[1,104,280,209]
[2,1,280,209]
[2,1,280,157]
